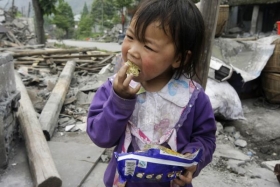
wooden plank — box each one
[14,61,36,65]
[0,44,45,51]
[15,59,99,65]
[12,48,98,58]
[39,61,76,140]
[14,72,62,187]
[75,66,103,71]
[196,0,221,89]
[53,59,99,64]
[97,54,115,64]
[43,54,112,59]
[0,40,19,47]
[17,57,45,61]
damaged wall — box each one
[0,53,20,169]
[0,7,36,47]
[228,0,280,6]
[225,2,280,35]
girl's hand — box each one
[113,63,141,99]
[173,152,197,186]
[173,165,197,186]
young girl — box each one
[87,0,216,186]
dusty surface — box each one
[2,94,279,187]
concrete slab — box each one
[48,141,104,187]
[192,163,279,187]
[214,143,251,161]
[0,132,105,187]
[226,99,280,142]
[245,164,279,187]
[0,142,33,187]
[262,160,280,171]
[82,162,108,187]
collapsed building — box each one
[223,0,280,36]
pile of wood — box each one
[8,47,116,74]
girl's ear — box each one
[172,50,192,68]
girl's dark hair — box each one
[133,0,205,79]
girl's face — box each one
[121,19,180,91]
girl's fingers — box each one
[173,168,194,187]
[173,178,185,186]
[184,171,193,184]
[123,74,133,87]
[117,63,129,81]
[113,62,141,98]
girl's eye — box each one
[144,45,155,52]
[126,34,133,40]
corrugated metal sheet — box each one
[228,0,280,6]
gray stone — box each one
[227,163,246,176]
[216,121,223,136]
[12,19,26,29]
[233,131,241,139]
[223,126,236,134]
[79,81,104,92]
[228,136,235,144]
[100,154,109,163]
[235,139,247,148]
[0,15,5,23]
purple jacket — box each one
[87,79,216,187]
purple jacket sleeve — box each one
[87,80,137,148]
[179,91,216,178]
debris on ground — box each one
[0,7,36,47]
[12,46,116,140]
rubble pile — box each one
[21,71,113,132]
[0,7,36,48]
[13,47,116,134]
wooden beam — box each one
[250,5,259,35]
[39,61,76,140]
[97,54,115,64]
[12,48,97,58]
[0,44,45,52]
[196,0,221,89]
[42,54,112,59]
[15,72,62,187]
[53,59,98,64]
[17,57,45,61]
[14,60,104,66]
[0,40,19,47]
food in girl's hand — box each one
[114,144,202,184]
[126,60,140,76]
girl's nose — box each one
[128,43,140,59]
